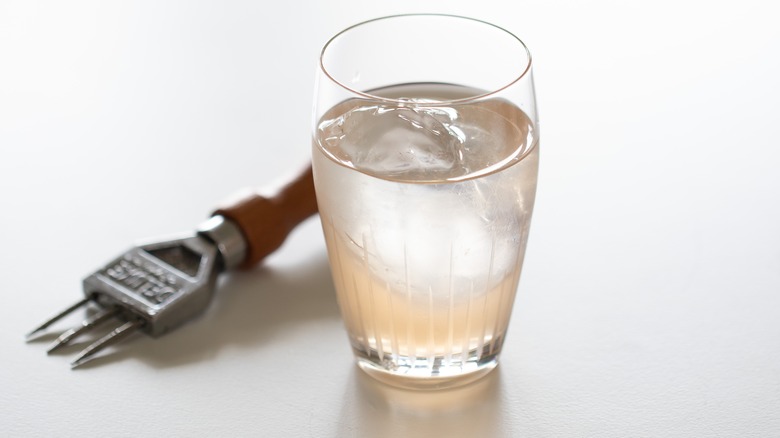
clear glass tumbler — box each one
[311,14,539,389]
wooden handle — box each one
[213,164,318,268]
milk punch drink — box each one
[312,14,538,389]
[312,83,538,388]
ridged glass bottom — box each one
[351,340,502,390]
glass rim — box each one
[319,13,533,106]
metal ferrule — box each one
[196,215,248,271]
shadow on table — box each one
[336,367,512,438]
[72,251,340,369]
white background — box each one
[1,0,779,437]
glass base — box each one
[353,347,500,390]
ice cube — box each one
[318,103,469,180]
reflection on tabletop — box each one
[337,367,512,437]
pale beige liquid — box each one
[313,84,538,385]
[320,218,523,366]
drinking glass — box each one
[311,14,538,389]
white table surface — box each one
[2,1,779,437]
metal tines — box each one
[26,215,248,369]
[26,299,144,368]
